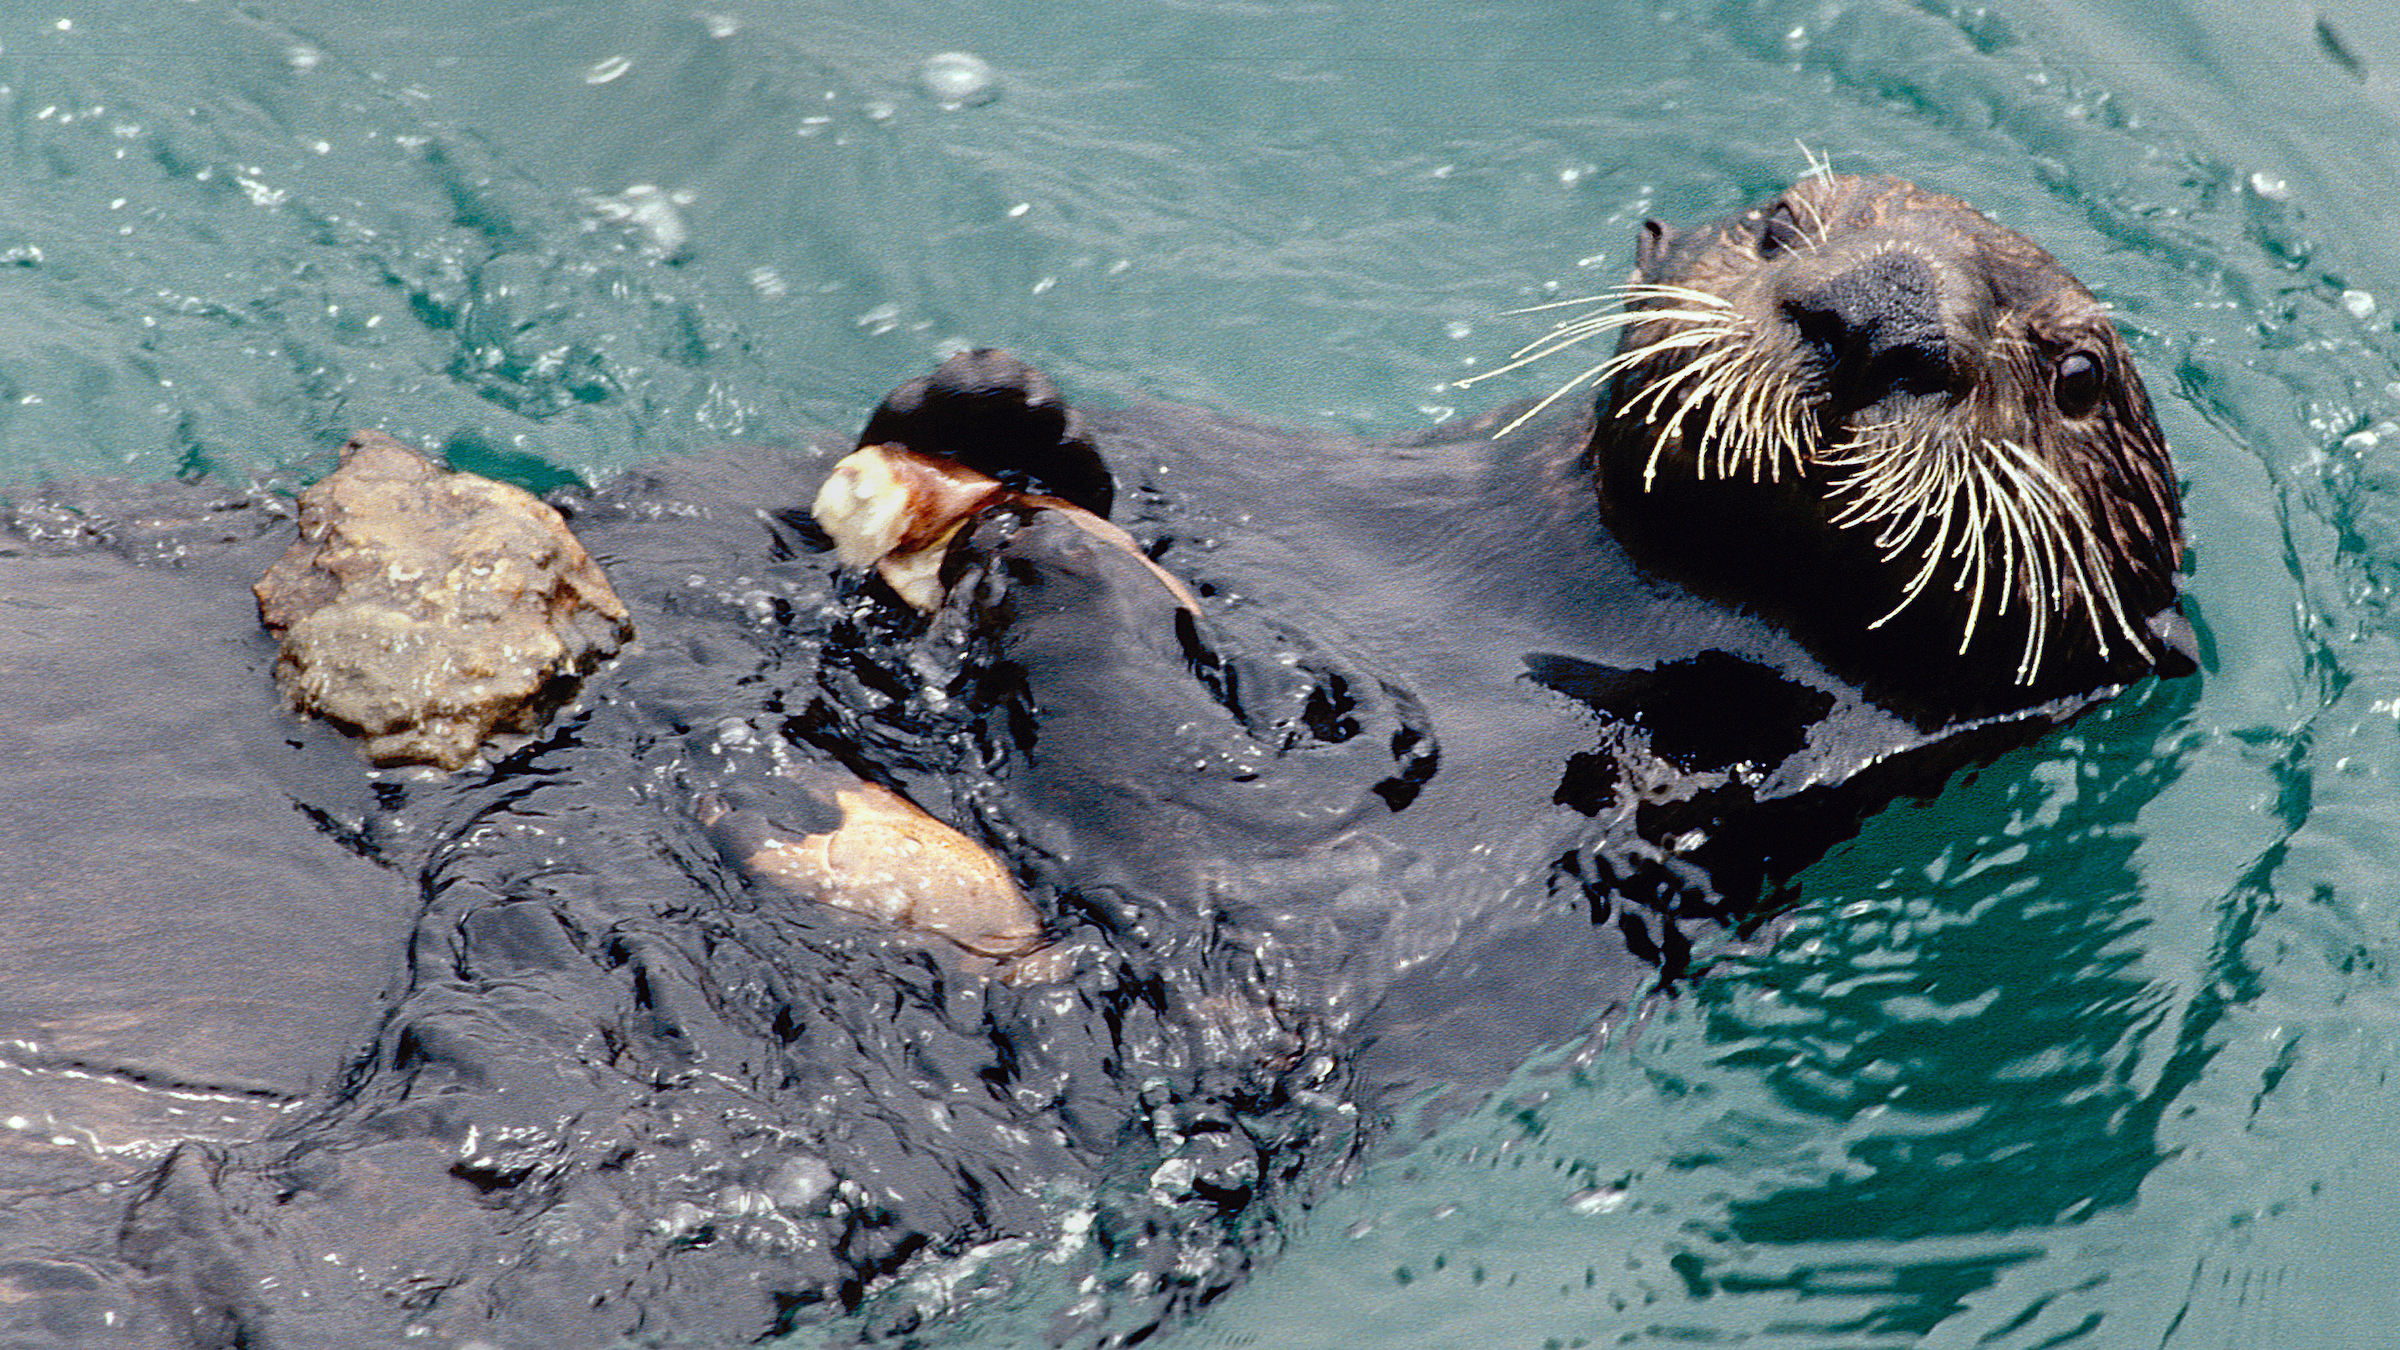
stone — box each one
[253,431,631,769]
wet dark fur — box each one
[0,179,2192,1349]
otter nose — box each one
[1783,251,1952,413]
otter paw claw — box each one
[856,348,1115,517]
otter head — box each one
[1581,173,2192,725]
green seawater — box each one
[3,0,2398,1346]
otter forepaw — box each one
[818,348,1162,610]
[855,348,1115,517]
[816,349,1200,613]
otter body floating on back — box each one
[809,170,2194,1083]
[72,174,2193,1348]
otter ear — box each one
[1635,220,1675,279]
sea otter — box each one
[65,174,2191,1349]
[801,172,2194,1010]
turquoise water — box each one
[3,0,2398,1346]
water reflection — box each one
[1676,692,2203,1334]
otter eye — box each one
[1757,202,1807,258]
[2053,350,2105,417]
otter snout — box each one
[1781,250,1953,415]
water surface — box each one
[3,0,2398,1346]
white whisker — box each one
[1824,412,2151,683]
[1485,359,1618,439]
[1499,294,1619,316]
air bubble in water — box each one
[919,52,998,108]
[586,184,695,260]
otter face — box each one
[1571,173,2188,719]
